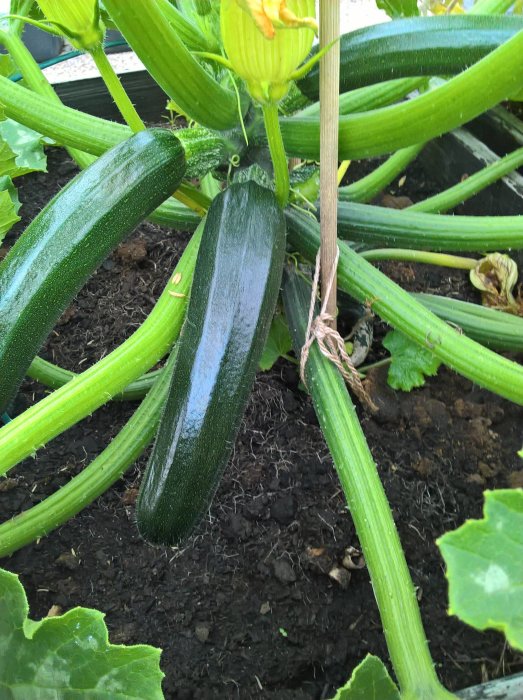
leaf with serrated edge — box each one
[437,489,523,651]
[0,119,50,179]
[383,329,440,391]
[330,654,400,700]
[259,311,292,371]
[0,176,21,242]
[0,567,165,698]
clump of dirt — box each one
[1,148,522,699]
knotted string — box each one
[300,248,377,412]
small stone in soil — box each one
[272,559,296,584]
[194,624,210,643]
[55,551,79,571]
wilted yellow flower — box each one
[37,0,103,51]
[221,0,316,104]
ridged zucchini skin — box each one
[137,182,286,546]
[297,15,523,99]
[0,129,185,414]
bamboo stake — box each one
[319,0,340,328]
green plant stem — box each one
[0,29,95,169]
[0,349,178,557]
[89,44,145,133]
[286,210,523,405]
[361,249,478,269]
[339,143,425,203]
[262,103,289,207]
[413,294,523,352]
[283,267,455,700]
[358,357,392,374]
[27,357,160,401]
[298,78,426,117]
[336,201,523,251]
[409,146,523,214]
[0,224,203,476]
[102,0,239,130]
[269,30,523,160]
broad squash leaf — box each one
[375,0,418,18]
[382,330,440,391]
[0,119,50,179]
[259,311,292,371]
[331,655,400,700]
[0,54,15,78]
[0,175,21,241]
[437,489,523,651]
[0,567,165,698]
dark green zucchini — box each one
[137,182,286,546]
[297,15,523,99]
[0,129,185,414]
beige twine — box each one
[300,248,378,412]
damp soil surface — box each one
[1,148,523,699]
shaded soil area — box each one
[1,148,522,699]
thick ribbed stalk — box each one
[286,211,523,405]
[409,146,523,213]
[361,249,477,269]
[0,29,95,169]
[283,268,455,700]
[413,294,523,352]
[90,44,145,133]
[0,349,178,557]
[339,143,425,203]
[271,31,523,160]
[262,103,289,207]
[102,0,239,130]
[0,224,203,476]
[27,357,160,401]
[336,201,523,251]
[298,78,426,117]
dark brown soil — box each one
[1,148,522,699]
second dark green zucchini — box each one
[0,129,186,414]
[137,182,286,546]
[297,15,523,99]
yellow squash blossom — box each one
[221,0,317,104]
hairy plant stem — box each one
[0,349,178,557]
[27,357,160,401]
[262,103,289,207]
[0,29,95,169]
[0,224,203,476]
[89,44,145,133]
[361,249,477,269]
[409,146,523,214]
[339,143,425,203]
[283,267,455,700]
[286,210,523,405]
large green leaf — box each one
[0,175,21,242]
[331,655,400,700]
[382,330,441,391]
[0,567,165,698]
[437,489,523,651]
[375,0,419,17]
[0,119,50,179]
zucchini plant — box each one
[0,0,522,698]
